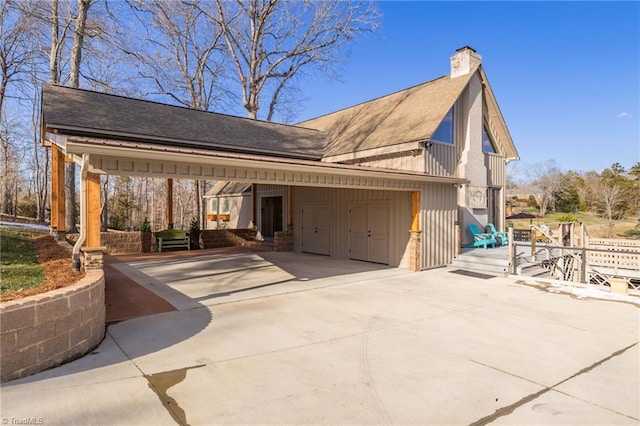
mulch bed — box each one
[0,236,85,302]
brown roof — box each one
[42,62,519,162]
[204,182,251,197]
[298,68,477,157]
[41,84,325,160]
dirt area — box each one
[0,236,86,302]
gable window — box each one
[482,126,497,153]
[431,107,454,144]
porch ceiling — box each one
[47,134,466,192]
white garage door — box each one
[301,203,330,255]
[348,202,389,264]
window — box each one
[431,107,454,144]
[482,126,497,153]
[211,198,218,212]
[222,197,230,214]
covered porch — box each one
[41,86,464,273]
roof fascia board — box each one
[478,67,519,161]
[45,124,322,161]
[64,138,466,185]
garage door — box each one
[349,202,389,264]
[301,203,330,255]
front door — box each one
[261,196,283,238]
[349,202,389,264]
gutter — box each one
[72,153,89,272]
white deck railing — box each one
[587,238,640,271]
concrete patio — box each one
[1,252,638,425]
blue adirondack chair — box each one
[468,223,497,249]
[486,222,509,246]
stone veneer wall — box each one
[201,229,258,249]
[0,271,105,382]
[274,230,293,252]
[408,231,422,272]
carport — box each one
[41,84,463,272]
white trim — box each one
[51,137,467,191]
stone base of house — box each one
[0,271,105,383]
[409,231,422,272]
[274,230,294,252]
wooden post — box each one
[570,222,575,246]
[287,186,294,229]
[508,227,516,274]
[51,145,66,232]
[167,178,174,229]
[86,172,101,247]
[251,183,257,224]
[411,191,420,232]
[531,226,536,258]
[409,191,422,271]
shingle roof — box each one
[204,182,251,197]
[297,68,477,157]
[41,63,518,162]
[41,84,326,160]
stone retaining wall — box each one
[67,232,153,254]
[201,229,258,249]
[0,271,105,382]
[274,230,293,251]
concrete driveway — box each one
[1,252,638,425]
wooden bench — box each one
[155,229,191,252]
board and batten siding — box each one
[341,143,458,179]
[421,183,458,269]
[293,187,412,268]
[206,194,252,230]
[424,142,457,177]
[343,151,423,172]
[485,153,505,187]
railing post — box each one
[580,246,587,283]
[508,227,514,273]
[530,226,536,258]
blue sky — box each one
[297,1,640,174]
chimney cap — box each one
[456,46,477,53]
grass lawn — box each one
[507,210,640,239]
[0,228,46,295]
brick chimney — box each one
[451,46,482,78]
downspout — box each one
[72,153,89,272]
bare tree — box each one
[0,117,28,216]
[30,76,48,222]
[628,162,640,216]
[596,168,626,238]
[527,160,566,217]
[128,0,226,109]
[209,0,380,121]
[0,1,38,118]
[127,0,226,226]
